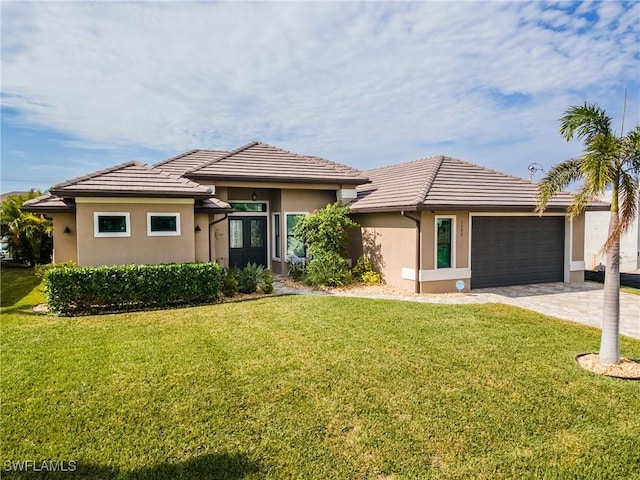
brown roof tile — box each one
[49,161,215,198]
[351,155,606,212]
[154,149,228,177]
[21,194,76,213]
[185,141,369,185]
[195,197,233,213]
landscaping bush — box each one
[221,268,240,297]
[286,259,306,281]
[352,255,382,284]
[293,201,358,258]
[304,251,352,287]
[293,201,359,287]
[44,262,222,315]
[236,263,274,294]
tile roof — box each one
[195,197,233,213]
[185,141,369,185]
[351,155,607,212]
[21,194,76,213]
[154,149,228,177]
[49,161,215,198]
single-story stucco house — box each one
[23,141,607,293]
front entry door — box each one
[229,216,268,268]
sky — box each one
[1,0,639,194]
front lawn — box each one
[1,269,639,479]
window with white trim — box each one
[272,213,281,260]
[147,213,181,236]
[285,213,307,258]
[436,216,455,268]
[94,212,130,237]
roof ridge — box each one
[153,149,200,167]
[148,163,213,192]
[442,155,533,184]
[51,161,141,189]
[364,155,441,174]
[185,141,260,175]
[413,155,445,204]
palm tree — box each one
[536,103,640,365]
[0,190,53,265]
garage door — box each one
[471,216,565,288]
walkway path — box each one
[274,276,639,339]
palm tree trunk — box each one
[599,191,620,365]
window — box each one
[147,213,181,236]
[286,213,307,258]
[436,217,454,268]
[272,213,281,260]
[230,219,243,248]
[229,202,267,212]
[94,212,130,237]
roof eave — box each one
[21,205,76,213]
[49,190,213,200]
[185,173,369,186]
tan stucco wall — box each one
[572,212,585,262]
[351,213,417,289]
[51,213,78,264]
[194,213,210,262]
[280,189,336,214]
[75,200,195,266]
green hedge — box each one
[44,262,222,316]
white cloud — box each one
[1,1,639,179]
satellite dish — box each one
[527,163,544,181]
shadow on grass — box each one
[1,452,261,479]
[0,264,41,307]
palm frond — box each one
[621,125,640,173]
[580,134,618,192]
[559,103,612,143]
[536,158,582,213]
[605,172,639,250]
[568,183,598,218]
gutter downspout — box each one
[209,214,229,263]
[401,210,421,294]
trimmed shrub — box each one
[44,262,222,316]
[304,251,352,287]
[221,268,240,297]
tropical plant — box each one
[293,201,358,287]
[293,201,358,258]
[0,190,53,265]
[536,102,640,365]
[236,263,274,294]
[304,250,352,287]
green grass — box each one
[0,264,45,314]
[621,286,640,295]
[2,269,640,479]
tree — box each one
[0,190,53,265]
[536,103,640,365]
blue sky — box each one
[2,0,639,194]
